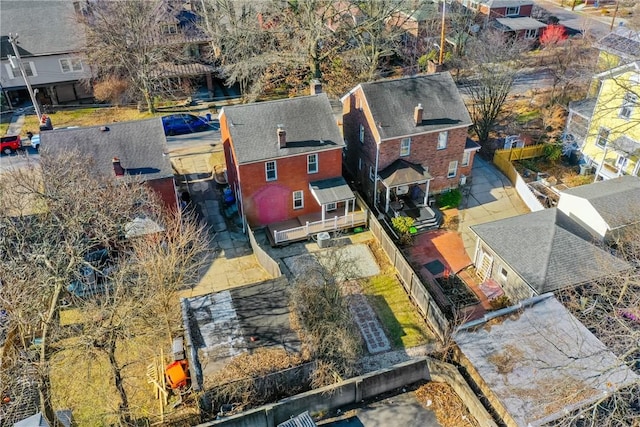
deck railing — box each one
[273,211,368,244]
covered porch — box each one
[266,177,368,246]
[378,160,440,231]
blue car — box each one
[161,114,212,136]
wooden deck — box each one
[266,210,368,246]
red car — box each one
[1,135,21,155]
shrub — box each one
[437,189,462,210]
[391,216,415,245]
[544,143,562,163]
[490,295,513,310]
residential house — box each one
[386,2,440,60]
[557,175,640,243]
[593,28,640,71]
[569,61,640,181]
[456,295,638,427]
[341,73,478,225]
[457,0,534,19]
[40,119,178,209]
[0,0,92,107]
[220,91,365,245]
[492,17,546,40]
[470,208,630,303]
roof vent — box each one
[100,126,110,132]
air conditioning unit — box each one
[317,232,331,248]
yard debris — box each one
[415,382,479,427]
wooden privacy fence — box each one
[492,145,546,184]
[247,225,282,278]
[357,193,450,342]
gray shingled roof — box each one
[379,159,432,187]
[568,98,596,119]
[309,177,355,205]
[222,93,343,164]
[470,208,630,294]
[40,118,173,181]
[595,31,640,60]
[495,17,547,32]
[560,176,640,229]
[358,73,472,140]
[1,1,85,58]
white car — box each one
[30,134,40,151]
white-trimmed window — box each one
[447,160,458,178]
[505,6,520,16]
[358,158,363,170]
[437,131,448,150]
[616,155,629,171]
[595,127,609,149]
[307,153,318,173]
[499,267,508,280]
[400,137,411,156]
[619,92,638,120]
[59,58,83,73]
[293,190,304,209]
[326,202,336,211]
[359,125,365,143]
[4,61,37,79]
[462,151,471,166]
[265,161,277,181]
[524,29,538,39]
[162,23,178,34]
[369,166,375,182]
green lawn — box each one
[22,107,155,135]
[361,273,434,349]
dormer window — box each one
[505,6,520,16]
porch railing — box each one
[273,211,368,244]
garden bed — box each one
[435,275,479,309]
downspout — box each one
[373,140,380,213]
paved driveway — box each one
[459,156,529,259]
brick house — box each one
[220,91,365,243]
[341,73,478,219]
[456,0,534,19]
[40,118,178,209]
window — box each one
[619,92,638,120]
[524,29,538,39]
[358,158,363,170]
[400,138,411,157]
[326,202,336,211]
[369,166,375,182]
[595,127,609,149]
[265,161,277,181]
[23,62,37,77]
[616,155,629,171]
[499,267,508,280]
[5,61,37,79]
[437,131,448,150]
[161,23,178,34]
[462,151,471,167]
[505,6,520,16]
[447,160,458,178]
[307,153,318,173]
[293,191,304,209]
[59,58,83,73]
[359,125,365,144]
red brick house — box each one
[220,91,365,244]
[341,73,478,224]
[40,118,178,210]
[458,0,534,19]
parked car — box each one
[161,114,211,136]
[1,135,21,155]
[30,134,40,151]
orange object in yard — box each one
[165,359,189,389]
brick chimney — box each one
[310,79,322,95]
[277,125,286,148]
[112,157,125,177]
[414,103,423,126]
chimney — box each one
[112,157,125,177]
[414,103,424,126]
[310,79,322,95]
[277,125,286,148]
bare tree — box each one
[463,30,531,147]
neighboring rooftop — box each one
[559,175,640,230]
[470,208,630,294]
[351,73,472,140]
[595,29,640,60]
[0,1,84,58]
[221,93,344,164]
[40,119,174,181]
[568,98,597,118]
[455,295,639,427]
[494,17,547,32]
[479,0,533,7]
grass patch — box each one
[361,273,433,349]
[436,189,462,210]
[0,122,9,136]
[515,110,541,124]
[21,107,155,135]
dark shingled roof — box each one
[470,208,630,294]
[595,31,640,60]
[358,73,472,140]
[379,159,432,187]
[568,98,596,119]
[310,177,355,205]
[40,118,173,181]
[465,138,481,150]
[1,1,85,59]
[560,176,640,229]
[222,93,344,164]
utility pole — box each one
[7,33,42,120]
[610,0,620,31]
[439,0,446,65]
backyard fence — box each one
[358,193,450,343]
[247,226,282,278]
[492,145,546,212]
